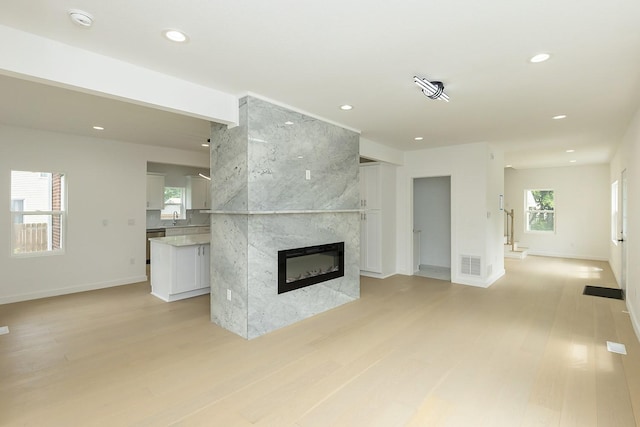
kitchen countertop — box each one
[146,224,210,232]
[148,233,210,246]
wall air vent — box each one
[460,255,481,276]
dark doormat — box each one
[583,285,624,300]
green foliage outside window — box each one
[526,190,555,232]
[164,187,183,202]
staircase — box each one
[504,236,528,259]
[504,208,527,259]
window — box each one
[525,189,555,233]
[11,171,65,255]
[611,181,619,244]
[161,187,185,220]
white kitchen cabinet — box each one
[359,163,395,276]
[146,174,165,210]
[186,176,211,210]
[198,244,210,290]
[174,244,210,293]
[150,237,210,302]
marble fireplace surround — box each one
[209,96,361,339]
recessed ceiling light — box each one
[163,29,189,43]
[566,149,575,153]
[201,143,209,147]
[92,126,104,131]
[68,9,94,27]
[297,156,304,159]
[340,104,353,111]
[285,121,294,125]
[553,115,567,120]
[569,160,577,163]
[414,137,424,141]
[530,53,550,63]
[505,164,513,168]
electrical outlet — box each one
[128,219,135,226]
[0,326,9,335]
[227,289,232,301]
[130,258,135,265]
[305,170,311,180]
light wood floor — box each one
[1,256,639,426]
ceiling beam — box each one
[0,24,238,126]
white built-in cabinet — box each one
[150,241,210,302]
[146,174,165,210]
[360,209,382,272]
[359,165,381,210]
[359,163,396,276]
[186,176,211,210]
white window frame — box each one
[161,186,186,220]
[10,171,66,257]
[524,189,555,234]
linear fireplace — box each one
[278,242,345,294]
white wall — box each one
[610,106,640,339]
[0,124,209,304]
[379,163,397,278]
[396,142,505,287]
[413,176,451,268]
[486,147,505,280]
[504,164,609,260]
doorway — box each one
[413,176,451,281]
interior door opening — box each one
[413,176,452,281]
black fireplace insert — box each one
[278,242,345,294]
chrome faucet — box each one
[172,211,178,226]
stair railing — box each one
[504,209,515,252]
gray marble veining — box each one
[209,96,361,339]
[245,213,360,339]
[210,101,249,211]
[211,97,359,213]
[246,98,359,211]
[209,214,249,338]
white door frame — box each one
[620,169,628,295]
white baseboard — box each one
[628,302,640,343]
[526,251,608,262]
[360,271,395,279]
[366,268,506,288]
[151,287,210,303]
[453,268,505,288]
[0,275,148,305]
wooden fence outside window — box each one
[13,223,48,253]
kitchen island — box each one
[149,233,210,302]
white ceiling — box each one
[1,0,640,168]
